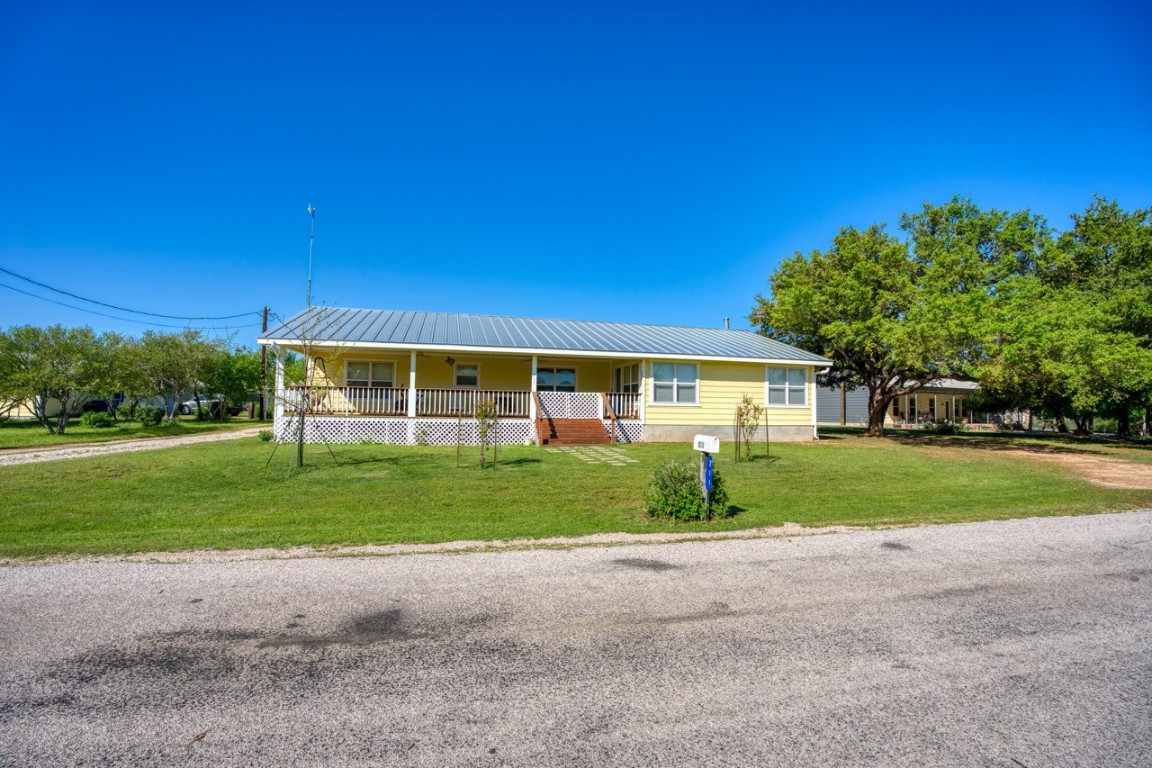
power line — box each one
[0,264,262,321]
[0,282,262,331]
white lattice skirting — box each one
[275,416,537,446]
[607,420,644,443]
[537,392,602,419]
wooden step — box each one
[538,418,612,446]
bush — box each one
[136,405,165,427]
[644,460,729,521]
[258,429,274,442]
[1091,417,1118,434]
[923,419,966,435]
[80,411,115,428]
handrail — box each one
[532,391,548,446]
[605,391,640,420]
[601,392,617,445]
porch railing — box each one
[416,388,530,418]
[606,392,640,419]
[284,386,635,420]
[284,385,409,416]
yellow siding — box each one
[644,361,814,426]
[309,352,407,387]
[537,358,612,392]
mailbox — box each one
[693,434,719,454]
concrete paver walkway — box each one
[544,445,639,465]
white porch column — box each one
[810,370,818,439]
[407,351,417,418]
[529,355,538,420]
[638,360,647,424]
[273,346,285,424]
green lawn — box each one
[0,416,265,450]
[2,432,1150,558]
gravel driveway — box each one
[1,511,1149,766]
[0,427,263,467]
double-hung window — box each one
[346,361,394,388]
[652,363,697,404]
[766,367,806,406]
[455,363,479,388]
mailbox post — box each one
[693,434,720,510]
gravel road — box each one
[1,512,1149,766]
[0,427,263,467]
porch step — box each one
[538,418,611,446]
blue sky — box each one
[2,0,1149,343]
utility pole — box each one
[259,306,268,420]
[306,204,316,308]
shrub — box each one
[1091,417,1118,434]
[136,405,165,427]
[644,460,730,521]
[258,429,274,442]
[923,419,966,435]
[734,394,765,461]
[80,411,115,428]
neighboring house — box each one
[258,307,833,446]
[817,379,1026,430]
[5,396,84,421]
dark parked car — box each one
[178,397,244,417]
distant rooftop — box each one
[261,307,832,365]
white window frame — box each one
[536,366,578,393]
[613,362,641,394]
[649,362,699,406]
[345,360,395,388]
[765,366,808,407]
[454,362,480,389]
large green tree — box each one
[0,325,116,434]
[752,197,1050,436]
[200,346,262,420]
[1052,197,1151,435]
[978,197,1152,434]
[752,224,940,436]
[136,330,220,421]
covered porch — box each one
[271,346,644,446]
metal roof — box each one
[260,307,833,365]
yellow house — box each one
[259,308,833,446]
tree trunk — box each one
[1116,398,1131,437]
[866,387,889,437]
[296,404,306,468]
[32,394,53,434]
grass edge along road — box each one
[0,416,264,451]
[1,433,1151,559]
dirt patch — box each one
[1001,450,1152,490]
